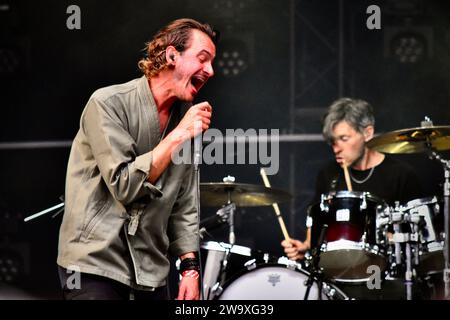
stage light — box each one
[215,38,251,78]
[384,26,433,64]
[0,249,23,284]
[391,32,426,63]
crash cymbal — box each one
[200,182,292,207]
[367,125,450,154]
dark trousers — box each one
[58,266,169,300]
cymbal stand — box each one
[427,149,450,299]
[304,224,328,300]
[391,205,416,300]
[218,189,236,280]
[201,203,235,300]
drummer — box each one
[282,97,423,261]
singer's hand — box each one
[170,102,212,143]
[148,102,212,184]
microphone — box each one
[193,125,202,171]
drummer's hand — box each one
[281,239,310,261]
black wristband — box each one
[179,257,200,274]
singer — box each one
[56,18,217,300]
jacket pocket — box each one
[80,199,110,241]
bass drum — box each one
[216,258,348,300]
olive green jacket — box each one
[57,76,199,289]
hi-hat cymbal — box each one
[367,125,450,154]
[200,182,292,207]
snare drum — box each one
[216,257,348,300]
[309,191,388,282]
[200,241,254,299]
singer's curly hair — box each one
[138,18,217,78]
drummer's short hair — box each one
[322,98,375,143]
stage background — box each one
[1,0,450,299]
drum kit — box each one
[198,118,450,300]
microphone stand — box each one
[194,132,205,300]
[304,224,328,300]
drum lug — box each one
[211,282,223,296]
[286,260,298,270]
[244,258,257,271]
[320,194,330,212]
[304,252,312,268]
[434,203,440,214]
[360,193,367,210]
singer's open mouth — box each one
[191,74,207,92]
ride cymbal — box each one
[200,182,292,207]
[367,126,450,154]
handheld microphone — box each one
[193,121,202,171]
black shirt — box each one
[312,154,423,207]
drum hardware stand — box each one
[23,196,65,222]
[426,148,450,299]
[199,204,232,239]
[304,224,328,300]
[391,205,418,300]
[216,203,237,293]
[208,176,239,299]
[206,202,237,300]
[201,204,235,300]
[405,212,422,301]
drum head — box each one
[216,263,347,300]
[319,241,388,282]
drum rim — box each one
[326,190,385,204]
[200,241,252,256]
[322,239,386,255]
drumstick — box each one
[342,161,353,191]
[260,168,291,241]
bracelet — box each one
[182,270,199,280]
[179,257,200,274]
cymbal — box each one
[367,125,450,154]
[200,182,292,207]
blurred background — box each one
[1,0,450,299]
